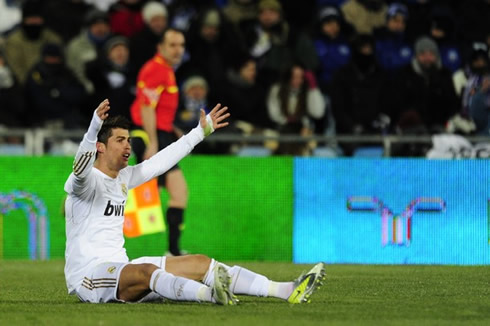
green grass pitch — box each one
[0,260,489,326]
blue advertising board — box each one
[293,159,490,265]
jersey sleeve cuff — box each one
[202,115,214,137]
[86,111,104,143]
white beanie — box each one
[183,76,209,93]
[142,2,168,24]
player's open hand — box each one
[200,103,230,132]
[96,99,110,121]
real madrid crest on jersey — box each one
[107,266,116,274]
[121,183,128,196]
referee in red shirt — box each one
[130,28,189,256]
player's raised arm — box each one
[128,104,230,188]
[72,99,110,179]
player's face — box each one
[159,30,185,66]
[105,128,131,171]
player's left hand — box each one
[200,103,230,131]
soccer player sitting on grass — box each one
[64,99,326,304]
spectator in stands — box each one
[239,0,319,87]
[313,6,352,94]
[442,42,489,135]
[66,9,112,95]
[24,43,87,128]
[175,75,209,133]
[468,74,490,135]
[267,63,325,155]
[108,0,146,38]
[5,0,62,84]
[223,54,278,155]
[181,8,243,106]
[458,42,490,130]
[0,49,24,127]
[44,0,95,43]
[85,36,134,120]
[391,36,458,137]
[313,5,354,135]
[129,1,168,76]
[174,74,229,154]
[429,7,461,73]
[374,2,413,75]
[330,34,390,153]
[341,0,387,35]
[453,42,489,98]
[224,55,270,130]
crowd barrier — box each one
[1,128,490,157]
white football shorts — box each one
[76,256,167,303]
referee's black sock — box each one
[167,207,184,256]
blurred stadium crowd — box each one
[0,0,489,156]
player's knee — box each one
[139,263,159,280]
[192,254,211,277]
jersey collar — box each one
[154,53,171,68]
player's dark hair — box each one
[97,115,131,145]
[159,27,185,44]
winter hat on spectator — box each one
[203,10,221,27]
[183,76,208,93]
[258,0,281,12]
[22,0,43,19]
[142,2,168,25]
[318,6,341,24]
[386,3,408,20]
[415,36,440,57]
[84,9,109,26]
[469,42,489,62]
[104,35,129,54]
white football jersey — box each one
[64,112,205,294]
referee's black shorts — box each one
[131,129,180,187]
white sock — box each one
[202,260,294,299]
[149,269,213,302]
[268,281,295,300]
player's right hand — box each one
[96,99,110,120]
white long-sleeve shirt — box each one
[64,112,206,294]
